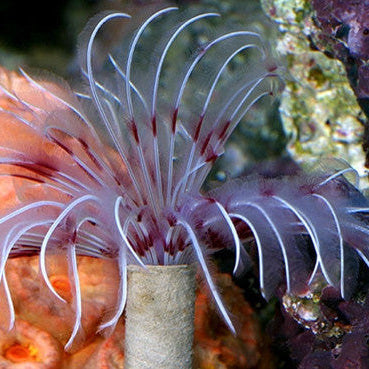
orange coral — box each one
[194,274,263,369]
[86,320,125,369]
[0,319,63,368]
[6,255,119,351]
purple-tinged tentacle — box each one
[40,195,101,302]
[312,193,345,297]
[149,11,219,211]
[126,7,178,120]
[44,127,110,189]
[107,55,149,114]
[0,219,58,329]
[229,212,269,298]
[214,201,241,275]
[165,21,255,206]
[1,275,14,331]
[18,69,93,130]
[114,196,146,268]
[98,246,127,332]
[64,242,82,351]
[317,166,360,188]
[191,80,274,190]
[272,195,333,283]
[181,41,264,195]
[176,215,235,333]
[85,12,147,206]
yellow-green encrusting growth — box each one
[261,0,365,178]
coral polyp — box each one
[0,7,369,351]
[0,319,63,368]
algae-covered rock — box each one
[261,0,366,177]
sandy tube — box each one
[124,264,196,369]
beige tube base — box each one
[124,264,196,369]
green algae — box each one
[261,0,366,177]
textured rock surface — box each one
[261,0,366,177]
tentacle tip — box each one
[97,319,114,333]
[50,289,68,304]
[64,340,73,352]
[232,264,240,276]
[228,321,237,336]
[7,320,15,332]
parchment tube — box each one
[124,264,196,369]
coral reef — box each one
[2,2,369,368]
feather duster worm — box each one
[0,7,369,351]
